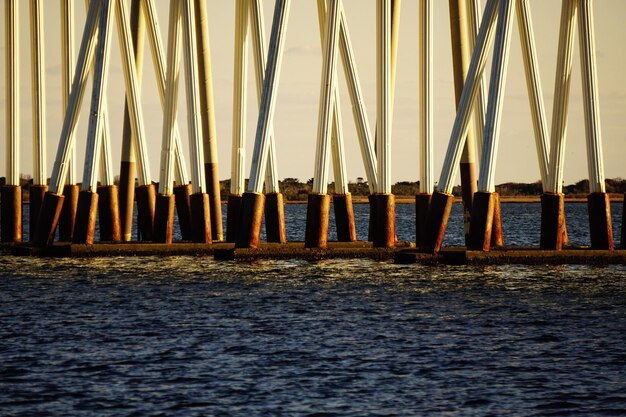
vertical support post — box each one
[542,0,577,250]
[228,0,249,242]
[28,0,47,242]
[58,0,79,242]
[194,0,222,241]
[249,0,286,243]
[416,0,433,246]
[154,0,182,244]
[578,0,612,249]
[621,195,625,249]
[423,0,499,253]
[469,0,516,251]
[306,0,341,248]
[371,0,395,248]
[1,0,21,243]
[74,0,115,245]
[119,0,144,241]
[182,0,211,244]
[237,0,291,248]
[449,0,478,244]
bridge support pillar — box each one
[236,192,265,249]
[59,184,79,241]
[468,191,495,251]
[423,191,454,253]
[305,193,330,248]
[372,193,395,248]
[29,185,47,242]
[491,192,504,248]
[153,193,175,244]
[415,193,431,247]
[135,183,156,241]
[1,185,22,243]
[190,192,211,244]
[540,192,565,250]
[588,192,613,250]
[334,193,356,242]
[226,194,243,243]
[265,192,287,243]
[97,185,121,242]
[34,192,64,246]
[73,190,98,244]
[174,184,193,241]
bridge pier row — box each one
[174,184,193,241]
[305,194,331,248]
[97,185,121,242]
[333,193,357,242]
[265,192,287,243]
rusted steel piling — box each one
[226,194,243,243]
[305,193,331,248]
[423,192,455,253]
[97,185,121,242]
[190,192,211,244]
[29,185,47,242]
[468,191,495,251]
[415,193,431,247]
[333,193,357,242]
[1,186,22,243]
[59,184,79,241]
[265,192,287,243]
[173,184,193,241]
[135,184,156,241]
[73,190,98,244]
[236,192,265,249]
[153,193,175,244]
[587,192,613,250]
[371,193,395,249]
[540,192,565,250]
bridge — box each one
[1,0,624,258]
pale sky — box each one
[1,0,625,187]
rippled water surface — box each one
[2,203,625,416]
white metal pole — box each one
[478,0,516,193]
[181,0,207,195]
[60,0,76,185]
[48,0,101,194]
[29,0,46,186]
[231,0,249,196]
[547,0,577,194]
[466,0,487,159]
[516,0,550,190]
[419,0,434,194]
[577,0,605,194]
[158,0,182,196]
[115,0,152,187]
[140,0,190,186]
[338,6,378,193]
[316,0,348,195]
[5,0,19,186]
[313,0,342,195]
[99,107,114,186]
[247,0,291,194]
[376,0,392,194]
[437,0,499,194]
[249,0,280,194]
[82,0,115,192]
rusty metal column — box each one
[1,0,21,243]
[578,0,613,250]
[194,0,222,242]
[542,0,577,250]
[416,0,434,247]
[237,0,291,249]
[423,0,498,253]
[468,0,515,251]
[118,0,144,242]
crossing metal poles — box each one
[468,0,515,251]
[578,0,612,249]
[422,0,498,253]
[28,0,47,242]
[194,0,222,242]
[118,0,144,242]
[237,0,291,248]
[315,0,355,243]
[305,0,342,248]
[542,0,577,250]
[1,0,21,243]
[416,0,433,246]
[58,0,79,242]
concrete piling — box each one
[97,185,121,242]
[153,193,175,244]
[265,192,287,243]
[305,193,331,248]
[173,184,193,241]
[73,190,98,244]
[540,192,565,250]
[226,194,243,243]
[334,193,357,242]
[415,193,431,247]
[236,192,265,249]
[190,192,211,244]
[587,192,613,250]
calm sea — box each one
[1,202,625,416]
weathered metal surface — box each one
[153,193,175,244]
[540,192,566,250]
[236,192,265,249]
[1,185,22,243]
[372,193,395,248]
[135,183,156,241]
[333,193,357,243]
[415,193,432,247]
[265,192,287,243]
[226,194,243,243]
[305,193,331,248]
[97,185,121,242]
[423,191,455,253]
[190,192,211,244]
[587,192,613,250]
[29,184,47,243]
[58,185,78,242]
[468,191,495,251]
[73,190,98,244]
[173,184,193,241]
